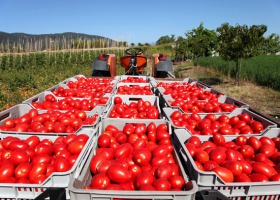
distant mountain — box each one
[0,31,118,51]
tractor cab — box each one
[120,48,147,75]
[152,54,174,78]
[92,54,117,77]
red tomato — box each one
[29,163,47,183]
[9,150,30,166]
[203,160,219,171]
[239,145,255,158]
[251,162,277,178]
[209,148,226,164]
[133,148,152,166]
[169,175,185,190]
[247,137,262,151]
[54,157,70,172]
[135,171,156,189]
[213,167,234,182]
[249,173,269,182]
[123,124,135,135]
[234,173,251,182]
[187,136,201,148]
[153,178,171,191]
[91,173,111,189]
[106,164,131,183]
[35,143,53,155]
[114,97,122,104]
[222,161,243,175]
[90,155,106,174]
[15,163,33,179]
[213,133,226,146]
[194,150,209,164]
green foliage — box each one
[186,23,218,58]
[156,35,176,45]
[194,55,280,90]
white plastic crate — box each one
[115,82,155,95]
[22,91,112,112]
[68,119,198,200]
[103,94,162,118]
[0,127,97,199]
[173,128,280,199]
[0,104,103,134]
[163,107,277,136]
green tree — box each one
[131,43,135,46]
[186,23,218,57]
[258,33,280,55]
[216,23,267,83]
[156,35,176,45]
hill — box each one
[0,31,116,51]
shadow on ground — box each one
[198,77,223,86]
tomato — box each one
[194,150,209,164]
[8,140,29,151]
[225,149,238,162]
[3,119,16,128]
[0,164,15,182]
[260,137,275,147]
[2,137,20,149]
[133,148,152,166]
[155,164,173,179]
[234,173,251,182]
[106,164,131,183]
[203,160,219,171]
[259,144,277,158]
[198,141,217,150]
[250,121,264,133]
[123,124,135,135]
[9,150,30,166]
[135,171,156,189]
[249,173,269,182]
[63,134,77,145]
[209,148,226,164]
[213,167,234,182]
[151,156,169,167]
[239,145,255,158]
[153,178,171,191]
[213,133,226,146]
[187,136,201,148]
[54,157,70,172]
[29,163,47,183]
[67,140,86,155]
[247,137,262,151]
[169,175,185,190]
[235,136,247,146]
[170,111,182,120]
[114,97,122,104]
[15,163,32,179]
[90,173,111,189]
[113,143,131,159]
[251,162,277,178]
[35,143,53,155]
[222,161,243,175]
[270,174,280,181]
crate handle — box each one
[128,97,142,101]
[0,112,10,121]
[31,97,39,102]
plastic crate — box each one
[22,91,112,111]
[0,104,103,134]
[163,107,277,136]
[120,75,149,82]
[160,94,248,112]
[115,82,155,95]
[103,95,162,118]
[0,127,97,199]
[173,128,280,199]
[68,119,198,200]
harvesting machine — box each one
[152,53,175,78]
[91,54,117,77]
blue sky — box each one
[0,0,279,44]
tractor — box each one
[152,53,175,78]
[91,54,117,77]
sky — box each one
[0,0,279,44]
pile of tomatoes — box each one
[31,93,109,111]
[185,134,280,183]
[116,85,153,95]
[169,110,264,135]
[108,97,160,119]
[0,133,89,184]
[87,122,187,191]
[66,77,115,90]
[0,108,98,133]
[120,77,147,83]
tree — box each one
[131,43,135,46]
[216,23,267,83]
[156,35,176,45]
[258,33,280,55]
[186,23,218,57]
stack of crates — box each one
[0,74,280,200]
